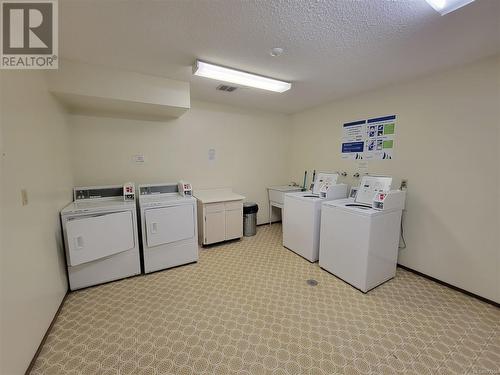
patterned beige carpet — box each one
[31,224,499,375]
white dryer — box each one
[138,183,198,274]
[282,173,348,262]
[319,176,405,292]
[61,185,141,291]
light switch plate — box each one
[133,154,145,163]
[21,189,28,206]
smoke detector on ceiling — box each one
[216,84,238,92]
[270,47,284,57]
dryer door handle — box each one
[151,222,158,234]
[74,235,84,250]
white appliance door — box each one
[145,204,194,247]
[66,211,135,266]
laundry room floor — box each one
[31,224,500,375]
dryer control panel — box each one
[74,186,123,201]
[123,183,136,201]
[178,181,192,197]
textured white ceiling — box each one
[60,0,500,114]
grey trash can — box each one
[243,202,259,237]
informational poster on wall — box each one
[341,115,396,160]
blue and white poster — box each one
[341,115,396,160]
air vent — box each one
[216,84,237,92]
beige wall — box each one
[0,72,73,375]
[69,100,290,224]
[289,55,500,303]
[0,54,498,375]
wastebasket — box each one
[243,202,259,237]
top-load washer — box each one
[282,173,348,262]
[319,176,406,292]
[61,185,141,291]
[138,182,198,274]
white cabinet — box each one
[225,205,243,240]
[205,210,226,244]
[194,189,245,245]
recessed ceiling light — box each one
[424,0,475,15]
[270,47,284,57]
[193,60,291,93]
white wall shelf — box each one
[48,60,190,120]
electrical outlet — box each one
[400,179,408,190]
[21,189,28,206]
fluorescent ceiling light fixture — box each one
[425,0,475,15]
[193,60,291,93]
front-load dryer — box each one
[282,173,348,262]
[138,183,198,274]
[61,185,141,291]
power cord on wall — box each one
[399,210,407,250]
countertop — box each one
[194,188,245,204]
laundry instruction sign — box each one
[341,115,396,160]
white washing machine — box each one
[319,176,405,292]
[282,173,348,262]
[138,183,198,274]
[61,185,141,291]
